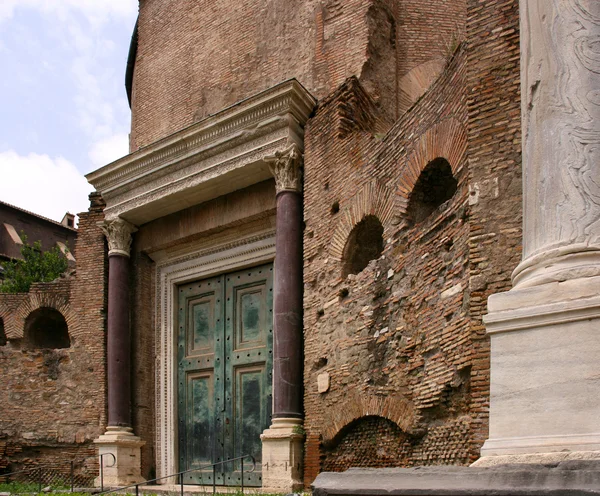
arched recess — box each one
[341,215,385,277]
[321,390,414,445]
[406,157,458,224]
[0,317,6,346]
[24,307,70,349]
[396,118,467,215]
[397,59,446,115]
[330,182,396,263]
[322,415,410,472]
[11,291,79,341]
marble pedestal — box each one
[479,275,600,464]
[261,418,305,492]
[94,427,146,487]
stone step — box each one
[312,462,600,496]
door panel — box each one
[178,264,272,487]
[186,372,214,466]
[178,275,223,485]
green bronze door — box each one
[178,264,273,486]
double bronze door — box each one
[177,264,273,486]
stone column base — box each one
[94,427,146,488]
[260,418,304,492]
[473,450,600,467]
[480,275,600,463]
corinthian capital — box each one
[101,218,138,257]
[264,144,303,194]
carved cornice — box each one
[86,79,316,224]
[264,143,303,194]
[101,218,138,257]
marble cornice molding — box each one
[100,218,138,257]
[86,79,316,225]
[265,143,303,194]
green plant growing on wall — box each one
[0,235,69,293]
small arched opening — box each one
[407,157,457,224]
[342,215,384,277]
[24,307,70,349]
[0,317,6,346]
[323,415,410,472]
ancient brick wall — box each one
[0,194,107,480]
[130,0,465,150]
[302,46,472,485]
[465,0,521,461]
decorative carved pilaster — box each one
[265,144,303,194]
[101,218,138,257]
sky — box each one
[0,0,138,223]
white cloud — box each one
[0,0,137,28]
[89,133,129,169]
[0,150,92,221]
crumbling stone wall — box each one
[303,46,471,485]
[0,194,107,480]
[130,0,465,149]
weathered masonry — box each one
[2,0,599,492]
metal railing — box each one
[96,454,257,496]
[0,452,115,493]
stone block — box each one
[261,418,304,493]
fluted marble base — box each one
[480,275,600,462]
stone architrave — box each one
[478,0,600,465]
[261,144,305,492]
[95,217,145,487]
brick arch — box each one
[397,118,467,213]
[12,293,79,340]
[321,390,415,444]
[329,181,396,262]
[397,58,446,115]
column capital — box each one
[265,144,303,194]
[100,218,138,257]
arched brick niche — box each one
[10,291,79,342]
[397,119,467,218]
[397,59,446,116]
[321,391,415,444]
[24,307,70,349]
[330,182,396,266]
[323,415,411,471]
[341,215,385,277]
[406,157,458,224]
[0,317,6,346]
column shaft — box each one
[514,0,600,288]
[107,254,131,427]
[273,190,304,419]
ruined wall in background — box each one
[0,194,107,483]
[465,0,521,461]
[302,47,471,486]
[130,0,465,149]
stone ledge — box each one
[312,463,600,495]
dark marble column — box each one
[101,218,138,427]
[266,144,304,420]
